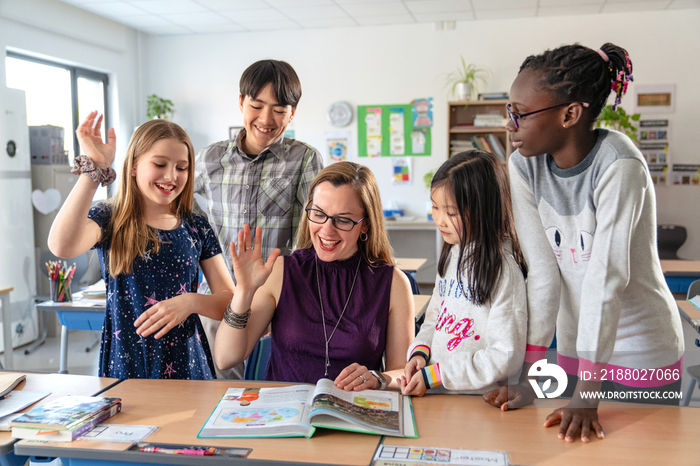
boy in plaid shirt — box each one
[194,59,323,379]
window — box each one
[5,52,110,200]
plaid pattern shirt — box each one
[194,130,323,287]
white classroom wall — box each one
[141,8,700,258]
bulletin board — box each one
[357,104,431,157]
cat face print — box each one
[539,201,595,266]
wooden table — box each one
[15,379,382,466]
[0,371,119,464]
[382,394,700,466]
[661,260,700,292]
[394,258,427,274]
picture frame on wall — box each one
[633,84,674,114]
[229,126,243,140]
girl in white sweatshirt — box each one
[400,150,528,396]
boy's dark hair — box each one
[519,42,633,124]
[240,59,302,108]
[432,150,526,306]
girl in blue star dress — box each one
[49,111,235,379]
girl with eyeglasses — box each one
[484,43,684,443]
[215,161,414,390]
[400,150,528,398]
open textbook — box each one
[198,378,416,439]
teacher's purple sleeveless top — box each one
[266,247,394,383]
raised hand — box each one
[76,110,116,169]
[230,225,281,292]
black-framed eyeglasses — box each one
[305,207,364,232]
[506,102,589,129]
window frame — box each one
[6,51,110,164]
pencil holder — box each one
[49,277,72,302]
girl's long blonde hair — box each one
[295,161,394,267]
[105,119,195,276]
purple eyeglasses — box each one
[506,102,590,128]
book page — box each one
[309,379,403,435]
[198,386,316,438]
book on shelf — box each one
[10,395,121,431]
[470,136,489,152]
[473,114,507,127]
[11,401,121,441]
[198,378,416,439]
[478,92,509,100]
[487,134,507,161]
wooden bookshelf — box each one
[448,100,512,162]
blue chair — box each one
[682,281,700,406]
[244,335,272,380]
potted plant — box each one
[423,170,435,189]
[146,94,174,120]
[445,58,489,101]
[595,104,640,143]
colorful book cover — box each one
[11,402,122,441]
[10,395,121,430]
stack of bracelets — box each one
[223,302,251,329]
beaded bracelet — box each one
[71,155,116,186]
[223,301,252,329]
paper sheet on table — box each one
[82,280,106,297]
[0,391,51,426]
[79,424,158,442]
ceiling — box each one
[58,0,700,35]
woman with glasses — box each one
[214,161,414,390]
[484,43,684,443]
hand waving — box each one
[76,110,116,169]
[230,225,281,292]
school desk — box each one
[412,295,431,321]
[14,378,383,466]
[0,371,119,466]
[380,393,700,466]
[0,287,14,370]
[677,299,700,334]
[394,258,428,275]
[661,259,700,292]
[36,294,106,374]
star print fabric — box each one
[89,202,222,379]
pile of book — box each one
[450,136,506,161]
[474,114,508,127]
[450,140,476,157]
[11,395,121,441]
[479,92,509,100]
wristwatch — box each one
[369,370,387,390]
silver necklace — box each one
[315,254,361,377]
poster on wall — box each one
[411,98,433,127]
[647,163,667,186]
[634,84,674,114]
[389,108,406,155]
[357,104,431,157]
[324,131,351,164]
[365,107,383,157]
[392,157,412,186]
[671,164,700,186]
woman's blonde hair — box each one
[295,161,394,266]
[106,119,195,276]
